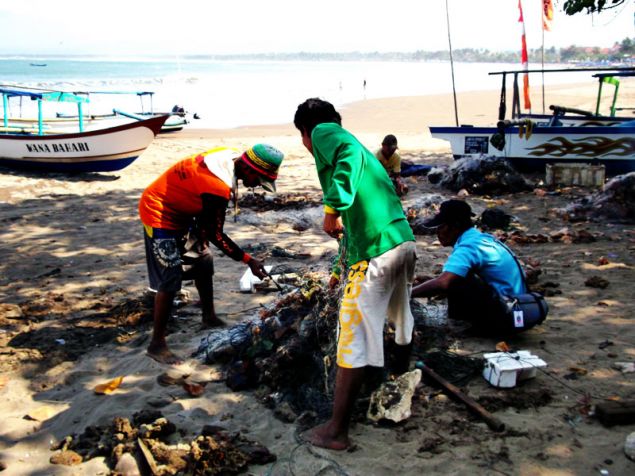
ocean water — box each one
[0,57,589,128]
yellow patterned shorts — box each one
[336,241,416,368]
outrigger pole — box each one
[445,0,459,126]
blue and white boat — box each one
[0,86,167,173]
[429,67,635,175]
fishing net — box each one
[560,171,635,223]
[196,273,476,421]
[429,155,534,195]
[196,274,340,419]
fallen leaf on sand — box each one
[496,341,511,352]
[182,381,205,397]
[94,376,124,394]
[25,405,58,421]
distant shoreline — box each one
[173,81,599,147]
[2,52,632,66]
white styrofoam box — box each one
[482,351,548,388]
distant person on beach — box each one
[375,134,408,197]
[411,200,531,334]
[294,98,416,450]
[139,145,284,365]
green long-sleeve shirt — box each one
[311,123,414,265]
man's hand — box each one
[412,272,458,298]
[323,213,343,239]
[247,257,268,280]
[395,177,408,197]
[413,274,434,286]
[328,275,340,290]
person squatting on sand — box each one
[375,133,408,197]
[139,145,284,365]
[294,98,417,450]
[411,199,528,334]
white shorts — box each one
[337,241,416,368]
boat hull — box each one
[429,124,635,175]
[0,155,140,173]
[0,115,167,173]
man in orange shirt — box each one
[139,145,284,364]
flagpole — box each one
[445,0,459,126]
[518,0,531,112]
[542,25,546,114]
[541,1,554,114]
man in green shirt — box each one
[294,98,417,450]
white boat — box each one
[0,86,168,173]
[429,67,635,175]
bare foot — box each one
[302,422,350,451]
[147,343,183,365]
[201,316,226,329]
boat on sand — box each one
[429,67,635,175]
[0,86,167,173]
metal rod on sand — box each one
[416,361,506,432]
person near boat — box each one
[139,145,284,365]
[411,199,527,333]
[293,98,416,451]
[375,134,408,197]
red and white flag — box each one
[518,0,531,110]
[542,0,554,31]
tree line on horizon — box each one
[180,37,634,64]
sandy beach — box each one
[1,84,634,476]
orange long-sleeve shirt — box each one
[139,153,231,230]
[139,150,250,263]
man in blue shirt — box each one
[412,200,527,333]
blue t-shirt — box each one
[443,227,526,296]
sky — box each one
[0,0,632,57]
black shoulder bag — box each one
[493,239,549,333]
